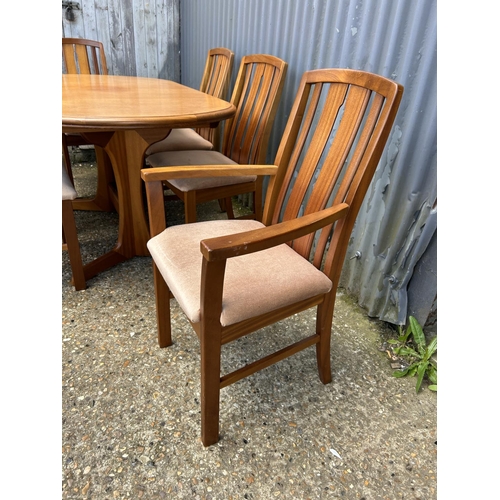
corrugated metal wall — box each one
[179,0,437,327]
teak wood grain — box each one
[62,74,235,280]
[146,54,288,223]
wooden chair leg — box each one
[224,197,235,219]
[184,191,198,223]
[200,258,225,446]
[200,325,222,446]
[217,198,226,212]
[315,300,334,384]
[62,199,86,291]
[153,264,173,348]
[253,187,263,222]
[62,136,75,187]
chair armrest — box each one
[141,165,278,182]
[141,164,278,237]
[200,203,350,261]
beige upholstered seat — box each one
[145,47,234,157]
[148,219,332,326]
[62,162,86,291]
[146,54,288,223]
[141,68,404,446]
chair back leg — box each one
[62,135,75,186]
[315,299,335,384]
[62,199,86,291]
[153,264,173,348]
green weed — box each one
[388,316,437,393]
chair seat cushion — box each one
[147,220,333,327]
[145,150,258,192]
[145,128,214,156]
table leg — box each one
[76,128,171,281]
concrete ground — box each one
[62,161,437,499]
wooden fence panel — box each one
[61,0,180,80]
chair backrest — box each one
[262,68,403,289]
[62,38,108,75]
[195,47,235,148]
[221,54,288,164]
[199,47,234,98]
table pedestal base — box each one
[74,128,172,279]
[72,146,117,212]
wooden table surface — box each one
[63,74,236,281]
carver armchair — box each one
[141,68,404,446]
[146,54,288,223]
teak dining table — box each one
[63,74,236,280]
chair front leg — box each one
[200,325,222,446]
[153,263,172,347]
[315,297,334,384]
[199,258,226,446]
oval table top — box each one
[62,74,236,132]
[62,73,236,279]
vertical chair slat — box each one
[74,45,91,73]
[222,66,253,157]
[267,83,321,225]
[282,83,350,225]
[62,45,78,74]
[231,63,267,162]
[62,38,108,75]
[311,92,385,267]
[243,64,281,164]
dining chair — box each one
[146,54,288,223]
[141,68,404,446]
[146,47,234,157]
[62,160,86,291]
[62,37,115,212]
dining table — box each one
[62,73,236,281]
